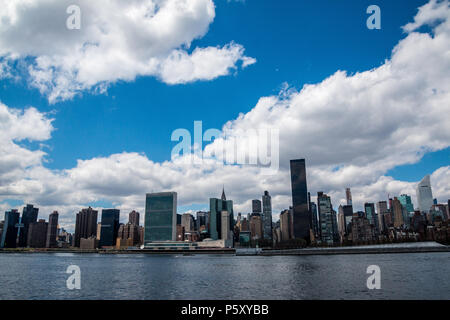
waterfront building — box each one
[0,210,20,248]
[350,214,374,243]
[128,210,140,226]
[317,192,334,244]
[99,209,120,247]
[18,204,39,247]
[144,192,177,243]
[27,219,48,248]
[117,223,140,246]
[239,230,251,246]
[80,236,98,250]
[176,224,185,241]
[416,175,433,214]
[290,159,310,242]
[262,191,273,241]
[74,207,98,247]
[45,211,59,248]
[209,188,233,240]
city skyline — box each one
[0,0,449,233]
[0,163,445,235]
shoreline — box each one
[0,242,449,256]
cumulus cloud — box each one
[0,0,449,231]
[0,0,255,103]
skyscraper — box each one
[209,188,233,240]
[252,200,262,214]
[99,209,120,247]
[279,209,293,241]
[399,194,414,213]
[74,207,98,247]
[18,204,39,247]
[46,211,59,248]
[346,188,352,206]
[376,201,389,233]
[128,210,140,226]
[416,175,433,213]
[0,210,20,248]
[290,159,310,242]
[317,192,334,244]
[144,192,177,243]
[181,213,195,232]
[262,191,273,241]
[392,197,404,228]
[364,203,378,233]
[310,201,319,238]
[27,219,48,248]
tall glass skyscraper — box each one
[144,192,177,243]
[0,210,20,248]
[317,192,334,244]
[18,204,39,247]
[99,209,120,247]
[290,159,310,242]
[399,194,414,213]
[209,188,233,240]
[262,191,273,241]
[364,202,379,234]
[416,175,433,213]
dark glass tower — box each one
[18,204,39,247]
[99,209,120,247]
[209,188,234,240]
[0,210,20,248]
[46,211,59,248]
[290,159,310,243]
[144,192,177,243]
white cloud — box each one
[0,1,449,231]
[0,0,255,103]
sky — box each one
[0,0,449,231]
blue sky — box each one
[0,0,449,227]
[2,0,446,175]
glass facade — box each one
[290,159,310,242]
[18,204,38,247]
[99,209,120,247]
[144,192,177,242]
[209,198,233,240]
[0,210,20,248]
[399,194,414,213]
[262,191,273,240]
